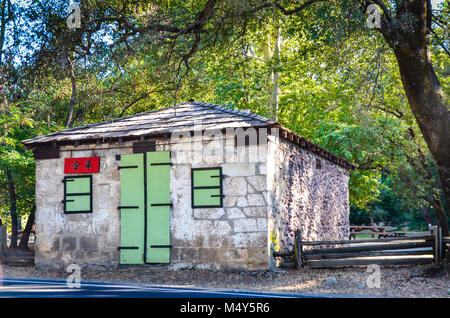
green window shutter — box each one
[146,151,171,263]
[119,153,145,264]
[192,169,221,187]
[63,175,92,213]
[191,168,223,208]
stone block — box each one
[247,194,266,206]
[198,248,220,262]
[223,177,248,195]
[257,163,267,175]
[233,219,258,233]
[170,247,180,261]
[202,149,224,166]
[246,175,266,192]
[102,234,119,251]
[262,192,269,205]
[177,247,200,261]
[257,218,267,231]
[71,150,94,158]
[243,207,266,217]
[219,248,247,263]
[193,208,224,220]
[80,236,98,250]
[247,248,269,270]
[219,248,248,270]
[172,164,191,179]
[224,196,238,207]
[231,232,267,248]
[98,251,113,263]
[236,196,248,207]
[192,235,205,248]
[62,236,77,251]
[111,251,120,262]
[222,164,256,177]
[247,144,261,164]
[52,237,61,252]
[226,207,246,219]
[73,249,98,264]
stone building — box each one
[23,101,355,270]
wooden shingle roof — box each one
[23,101,356,170]
[23,101,274,145]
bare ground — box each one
[1,263,449,298]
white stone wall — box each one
[267,136,350,264]
[34,134,270,270]
[159,134,270,270]
[34,131,350,271]
[35,142,126,269]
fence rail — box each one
[300,235,434,245]
[274,226,446,269]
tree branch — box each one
[252,0,326,15]
[431,29,450,57]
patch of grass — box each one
[355,233,374,239]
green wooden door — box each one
[119,151,171,264]
[119,153,145,264]
[146,151,171,263]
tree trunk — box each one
[377,0,449,235]
[65,56,77,128]
[431,200,449,237]
[0,0,10,65]
[18,205,35,249]
[6,170,18,248]
[420,206,434,226]
[392,51,450,233]
[270,25,281,121]
[262,22,281,121]
[368,211,375,238]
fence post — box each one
[431,225,442,263]
[294,229,303,269]
[0,225,6,253]
[447,239,450,264]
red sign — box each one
[64,157,100,174]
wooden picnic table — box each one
[349,225,393,239]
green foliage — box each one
[0,105,47,226]
[0,0,448,230]
[349,205,372,226]
[349,179,407,227]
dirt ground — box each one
[2,263,449,298]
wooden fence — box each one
[444,236,450,263]
[274,226,448,269]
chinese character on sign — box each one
[71,160,81,170]
[85,159,92,170]
[64,157,100,174]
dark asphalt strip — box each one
[0,278,309,298]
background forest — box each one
[0,0,448,247]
